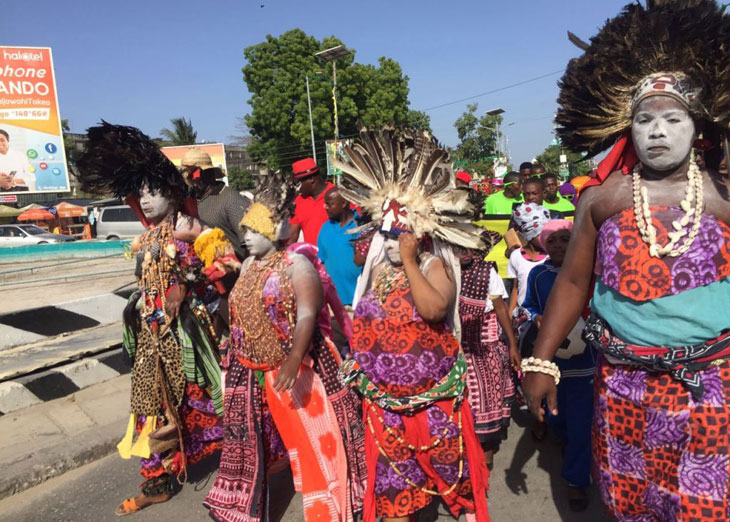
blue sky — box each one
[6,0,629,165]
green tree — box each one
[452,103,502,179]
[242,30,425,171]
[160,117,198,145]
[227,167,257,191]
[534,143,590,178]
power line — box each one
[418,70,564,112]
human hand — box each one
[523,371,558,422]
[165,284,187,319]
[509,344,521,371]
[0,173,14,190]
[273,353,302,392]
[398,232,419,264]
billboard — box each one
[0,47,69,195]
[325,139,350,178]
[161,143,227,171]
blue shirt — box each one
[317,213,362,306]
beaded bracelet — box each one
[521,357,561,386]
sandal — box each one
[115,492,172,516]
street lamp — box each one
[305,75,317,162]
[486,108,505,156]
[315,45,351,141]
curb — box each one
[0,347,129,415]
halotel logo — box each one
[2,50,43,62]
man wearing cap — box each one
[180,147,250,260]
[484,171,523,215]
[455,170,472,188]
[288,157,334,245]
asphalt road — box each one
[0,407,612,522]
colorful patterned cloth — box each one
[351,272,489,522]
[459,260,515,439]
[593,355,730,521]
[595,206,730,301]
[205,256,367,522]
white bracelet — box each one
[521,357,561,386]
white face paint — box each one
[243,228,275,258]
[139,185,174,223]
[632,96,696,172]
[384,237,402,265]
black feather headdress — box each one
[252,170,296,224]
[556,0,730,156]
[75,121,186,200]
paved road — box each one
[0,407,612,522]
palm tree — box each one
[160,117,198,145]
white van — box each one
[95,205,145,240]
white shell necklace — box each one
[632,152,704,258]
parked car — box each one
[95,205,145,240]
[0,224,76,246]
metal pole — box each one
[332,61,339,141]
[305,75,317,162]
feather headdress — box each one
[556,0,730,157]
[75,121,186,200]
[239,170,296,241]
[334,127,485,250]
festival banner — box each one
[160,143,228,183]
[0,46,70,195]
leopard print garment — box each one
[130,321,186,416]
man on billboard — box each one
[0,128,35,191]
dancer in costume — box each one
[204,172,367,522]
[457,230,520,469]
[338,128,490,522]
[75,123,223,516]
[523,2,730,520]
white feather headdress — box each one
[334,127,485,250]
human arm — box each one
[274,253,324,392]
[523,190,599,421]
[399,233,456,323]
[173,213,205,242]
[508,283,519,317]
[326,282,353,345]
[493,296,520,370]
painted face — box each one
[0,134,8,155]
[545,229,572,266]
[384,237,402,265]
[632,96,696,172]
[243,228,275,258]
[139,185,174,223]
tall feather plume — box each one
[75,121,186,199]
[557,0,730,156]
[253,170,296,224]
[336,127,485,250]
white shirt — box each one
[484,267,509,313]
[0,149,35,191]
[507,248,547,306]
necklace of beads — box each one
[632,152,704,258]
[372,264,408,303]
[366,401,464,496]
[138,218,177,322]
[232,250,293,369]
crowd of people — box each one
[70,1,730,521]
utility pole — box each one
[305,75,317,162]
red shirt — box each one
[290,182,334,244]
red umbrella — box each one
[55,202,87,218]
[17,208,55,221]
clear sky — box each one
[5,0,629,166]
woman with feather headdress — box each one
[203,171,367,522]
[75,123,224,516]
[523,1,730,520]
[338,127,490,522]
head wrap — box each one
[539,219,574,251]
[512,203,551,241]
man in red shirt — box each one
[287,157,334,245]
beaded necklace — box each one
[138,217,177,322]
[231,250,294,370]
[632,152,704,258]
[372,263,408,303]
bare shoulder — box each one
[285,252,317,277]
[579,172,632,226]
[702,170,730,225]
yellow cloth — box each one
[117,413,156,459]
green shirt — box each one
[543,195,575,212]
[484,191,523,215]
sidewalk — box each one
[0,374,130,500]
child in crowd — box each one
[522,219,595,511]
[457,232,521,469]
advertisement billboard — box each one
[0,47,69,195]
[160,143,227,171]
